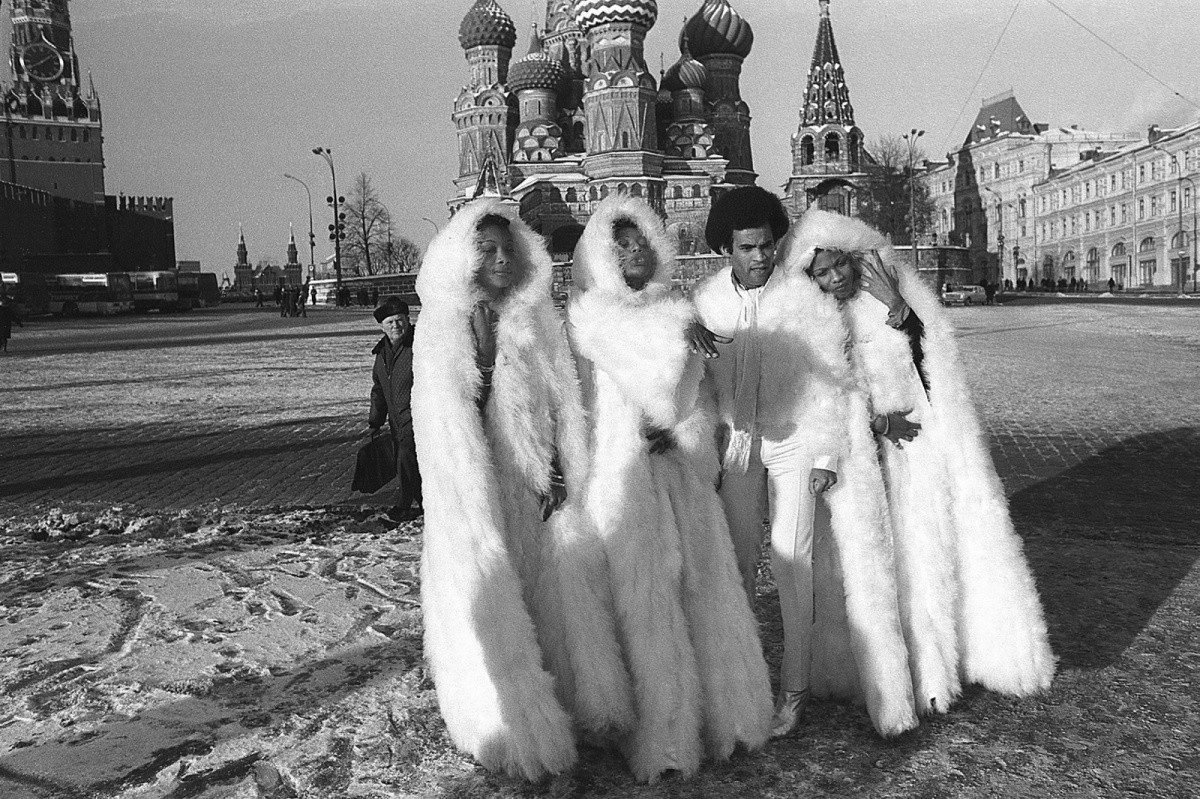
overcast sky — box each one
[13,1,1199,280]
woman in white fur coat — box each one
[782,209,1056,729]
[413,199,634,781]
[568,196,773,783]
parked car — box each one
[942,285,987,306]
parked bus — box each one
[177,272,221,308]
[46,273,135,316]
[128,270,185,312]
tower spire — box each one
[784,0,867,218]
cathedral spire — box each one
[802,0,854,127]
[784,0,867,218]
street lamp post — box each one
[421,216,440,236]
[313,147,345,303]
[902,128,925,274]
[283,173,316,281]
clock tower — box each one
[3,0,105,203]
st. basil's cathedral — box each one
[451,0,870,256]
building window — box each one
[1110,174,1117,192]
[1171,190,1178,212]
[1151,195,1160,216]
[1018,160,1025,173]
[1120,203,1128,223]
[993,163,1000,179]
[1138,164,1146,183]
[824,133,840,161]
[70,128,77,142]
[1112,242,1126,257]
[30,127,37,139]
[672,186,683,199]
[1137,199,1145,220]
[1186,187,1193,209]
[800,135,814,166]
[1086,247,1100,280]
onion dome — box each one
[508,25,566,93]
[681,0,753,59]
[571,0,658,33]
[662,33,707,93]
[459,0,518,50]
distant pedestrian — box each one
[280,286,292,318]
[0,295,22,353]
[299,282,309,317]
[370,285,380,306]
[358,287,370,307]
[310,286,318,307]
[1107,277,1116,293]
[984,280,996,305]
[274,284,283,306]
[368,296,422,521]
[255,289,265,308]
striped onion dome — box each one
[571,0,658,32]
[661,33,707,92]
[681,0,753,59]
[508,26,565,92]
[459,0,518,50]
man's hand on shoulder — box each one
[687,321,732,360]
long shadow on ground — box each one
[1010,426,1200,669]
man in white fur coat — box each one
[781,209,1056,731]
[568,195,773,783]
[691,187,892,738]
[413,200,634,781]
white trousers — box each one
[719,435,823,693]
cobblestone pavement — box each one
[1,302,1198,798]
[2,303,1197,513]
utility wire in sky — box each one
[1042,0,1200,112]
[943,0,1023,155]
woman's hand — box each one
[873,410,921,447]
[687,321,732,360]
[809,468,837,495]
[859,251,907,321]
[539,482,567,522]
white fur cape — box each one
[692,240,920,738]
[413,199,634,781]
[782,209,1056,723]
[568,196,773,782]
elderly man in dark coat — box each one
[368,295,422,520]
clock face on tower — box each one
[20,42,65,82]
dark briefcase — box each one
[351,434,397,494]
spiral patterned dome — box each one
[459,0,518,50]
[681,0,753,59]
[571,0,658,33]
[508,27,566,93]
[662,35,707,92]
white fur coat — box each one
[692,245,920,738]
[413,199,634,781]
[783,210,1056,724]
[568,196,773,782]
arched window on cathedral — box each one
[617,182,627,195]
[848,131,860,169]
[621,131,630,149]
[801,135,814,166]
[573,121,585,148]
[673,186,684,199]
[825,133,841,162]
[565,187,578,203]
[691,185,702,199]
[631,184,643,197]
[600,185,609,199]
[590,186,598,201]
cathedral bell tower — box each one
[574,0,664,206]
[452,0,518,202]
[234,226,253,290]
[4,0,104,202]
[784,0,869,218]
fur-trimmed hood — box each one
[416,199,552,317]
[571,195,677,301]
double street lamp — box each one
[1152,143,1197,294]
[313,147,345,301]
[902,128,925,273]
[282,173,316,281]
